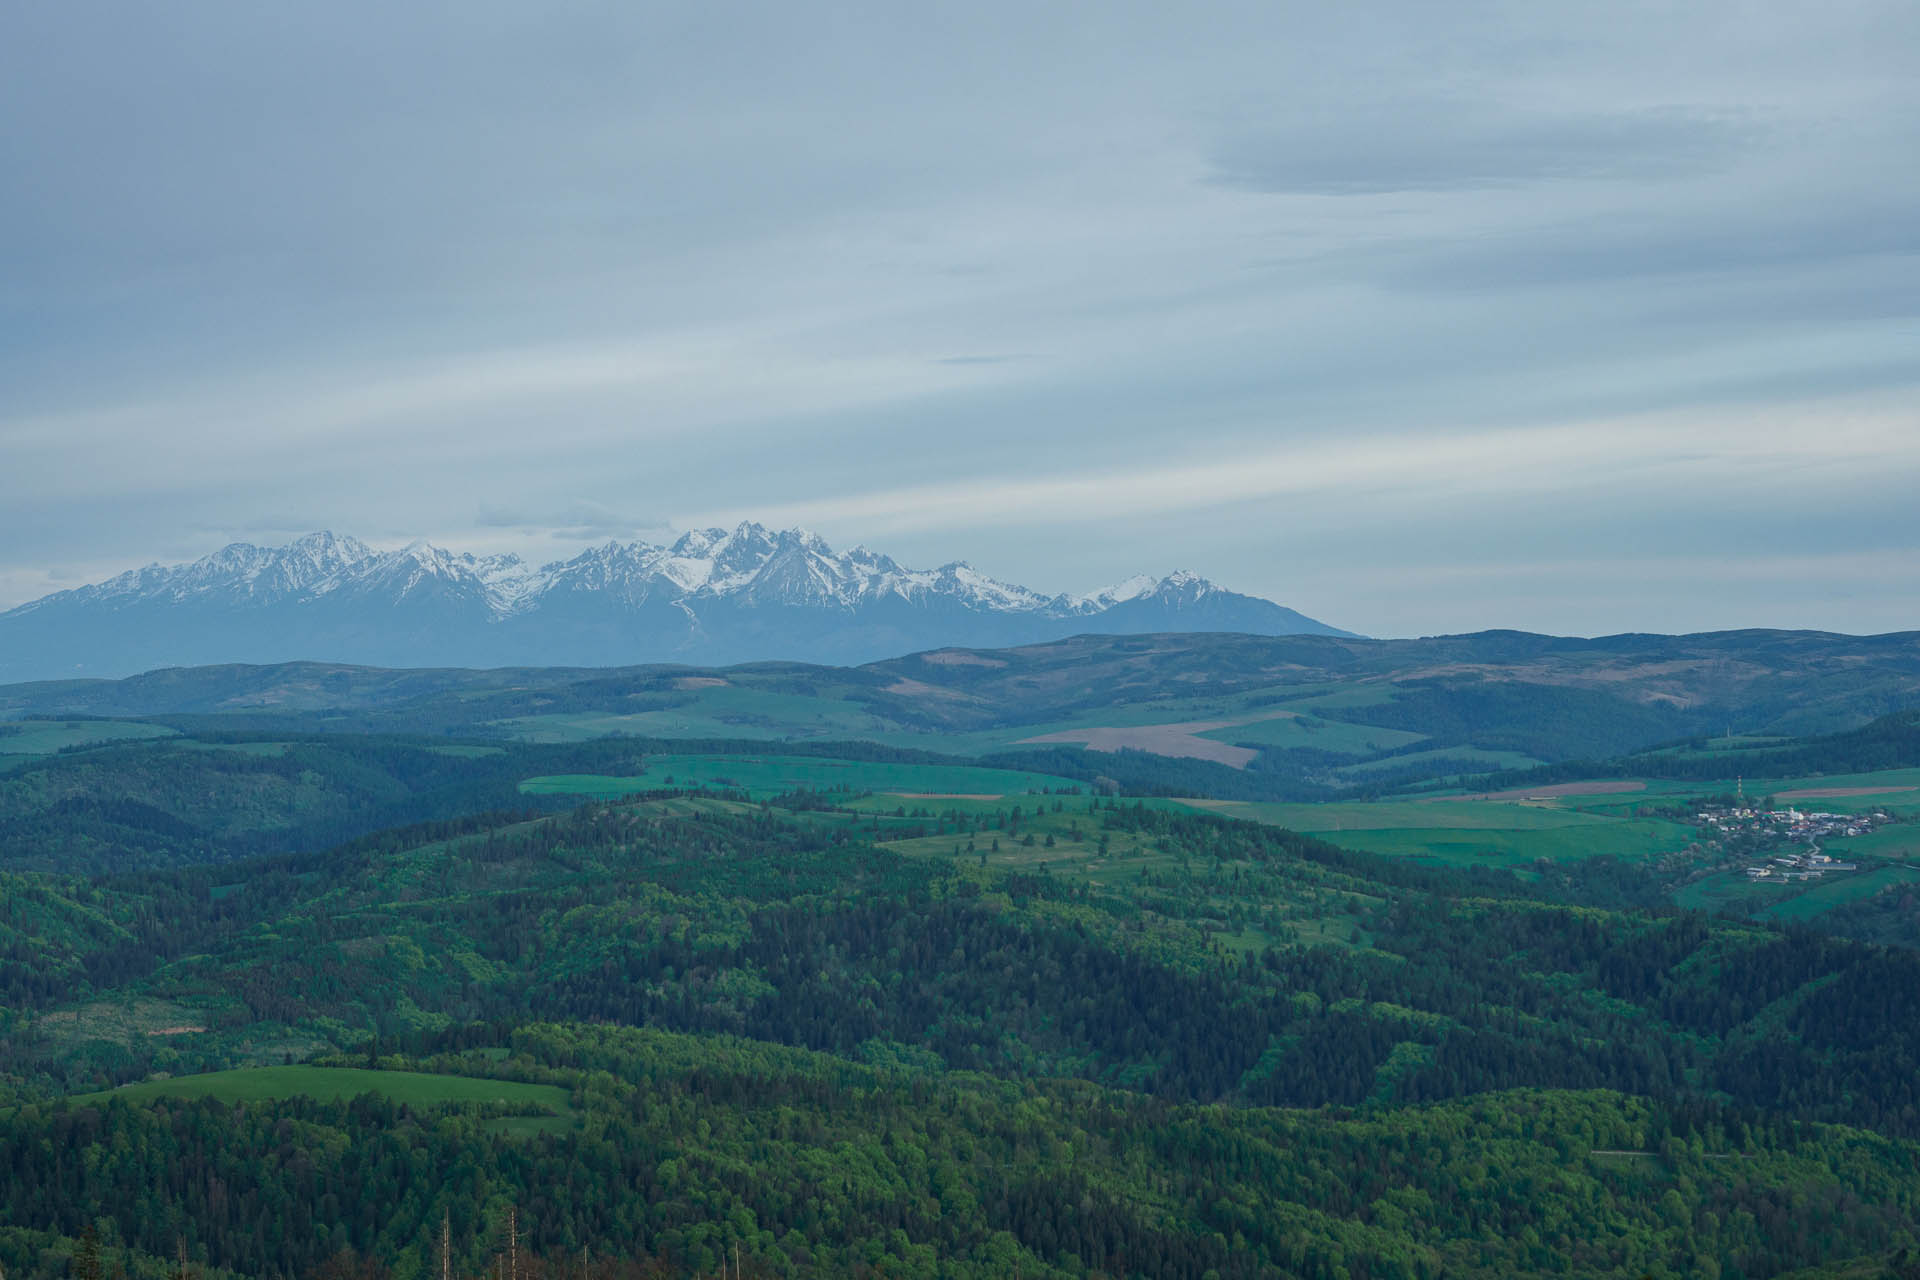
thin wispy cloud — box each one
[2,0,1916,635]
[695,393,1920,535]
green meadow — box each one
[0,719,176,753]
[1676,865,1920,921]
[493,677,1431,762]
[1173,797,1692,868]
[1753,864,1920,922]
[1317,820,1693,867]
[1826,823,1920,860]
[1177,798,1624,831]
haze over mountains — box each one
[0,524,1352,681]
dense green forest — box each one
[9,1025,1920,1280]
[11,794,1920,1129]
[7,653,1920,1278]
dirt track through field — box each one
[1439,780,1647,803]
[1013,710,1303,769]
[1774,785,1918,800]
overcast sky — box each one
[4,1,1917,637]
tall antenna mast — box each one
[442,1210,451,1280]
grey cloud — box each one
[477,502,669,544]
[3,1,1918,634]
[1208,102,1759,195]
[1380,201,1920,292]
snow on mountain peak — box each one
[7,529,1270,629]
[1077,573,1159,608]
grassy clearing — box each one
[520,754,1084,802]
[1176,799,1625,831]
[1318,821,1693,867]
[1763,768,1920,812]
[1755,865,1920,922]
[1564,770,1920,817]
[493,680,1444,769]
[1168,796,1692,868]
[34,999,332,1070]
[0,720,176,754]
[1826,824,1920,860]
[1676,864,1920,921]
[79,1066,574,1117]
[35,998,216,1046]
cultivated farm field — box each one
[0,719,175,754]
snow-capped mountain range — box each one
[0,525,1354,680]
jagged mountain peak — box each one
[286,529,370,555]
[0,528,1355,679]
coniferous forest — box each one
[6,702,1920,1279]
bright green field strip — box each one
[1178,798,1627,831]
[520,754,1085,802]
[80,1067,573,1114]
[0,720,176,754]
[1564,769,1920,815]
[1675,864,1920,921]
[1196,715,1426,756]
[1825,824,1920,860]
[1312,820,1692,866]
[1338,747,1544,777]
[1755,865,1920,922]
[0,753,43,773]
[1762,768,1920,811]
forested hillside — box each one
[8,1027,1920,1280]
[6,629,1920,794]
[6,645,1920,1278]
[6,781,1920,1276]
